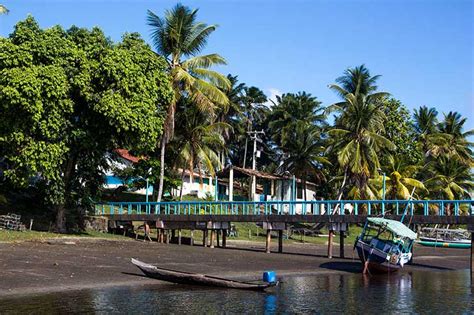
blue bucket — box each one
[263,271,277,283]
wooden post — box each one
[203,230,207,247]
[278,230,283,253]
[222,229,227,248]
[328,230,334,258]
[178,229,182,245]
[266,229,271,253]
[190,230,194,246]
[229,167,234,202]
[339,231,345,258]
[210,230,215,248]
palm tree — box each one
[147,4,230,201]
[437,111,474,164]
[0,4,8,14]
[327,65,395,201]
[328,92,396,200]
[424,157,473,214]
[370,155,426,200]
[268,92,326,148]
[173,104,229,199]
[241,86,267,168]
[413,106,448,157]
[328,64,388,110]
[215,74,246,167]
[278,124,329,200]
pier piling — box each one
[266,229,271,253]
[278,230,283,253]
[210,230,216,248]
[339,231,345,258]
[222,229,227,248]
[328,230,334,259]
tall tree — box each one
[241,86,268,168]
[268,92,326,148]
[437,111,474,164]
[424,157,473,213]
[172,102,229,199]
[147,4,230,201]
[267,92,328,198]
[371,155,425,200]
[328,64,388,107]
[0,17,173,231]
[328,68,395,200]
[381,98,421,166]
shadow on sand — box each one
[319,261,362,273]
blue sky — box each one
[1,0,472,131]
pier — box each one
[95,199,474,278]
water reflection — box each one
[0,270,472,314]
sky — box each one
[1,0,473,131]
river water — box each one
[1,270,473,314]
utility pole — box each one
[248,130,265,201]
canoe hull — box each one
[131,258,275,290]
[417,240,471,249]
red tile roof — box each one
[113,149,140,164]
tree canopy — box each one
[0,17,174,231]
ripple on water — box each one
[0,270,473,314]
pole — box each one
[291,175,296,214]
[229,167,234,202]
[214,176,218,201]
[146,178,149,203]
[251,133,257,201]
[382,172,386,215]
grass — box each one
[0,229,129,243]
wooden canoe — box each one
[131,258,277,291]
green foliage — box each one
[381,98,422,166]
[0,17,173,231]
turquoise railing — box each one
[95,199,474,217]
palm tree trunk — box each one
[179,167,186,201]
[157,137,166,202]
[243,137,248,169]
[333,167,348,214]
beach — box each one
[0,238,470,298]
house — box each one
[170,169,217,199]
[104,149,152,195]
[216,166,320,214]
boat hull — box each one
[417,240,471,249]
[355,240,404,273]
[131,258,275,290]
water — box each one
[1,270,473,314]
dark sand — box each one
[0,238,470,297]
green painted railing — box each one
[95,199,474,217]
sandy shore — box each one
[0,238,470,298]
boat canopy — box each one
[367,218,417,240]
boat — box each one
[417,227,471,249]
[131,258,278,290]
[354,218,417,273]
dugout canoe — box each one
[131,258,277,290]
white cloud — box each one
[264,88,282,107]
